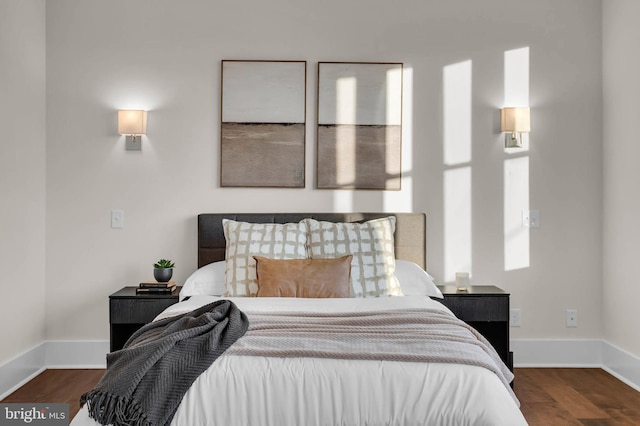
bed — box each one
[72,213,527,426]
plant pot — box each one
[154,268,173,282]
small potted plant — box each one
[153,259,175,282]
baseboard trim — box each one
[0,342,46,400]
[45,340,109,368]
[2,339,639,399]
[601,341,640,392]
[0,340,108,400]
[512,338,640,391]
[511,339,604,367]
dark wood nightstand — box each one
[109,286,181,352]
[435,285,513,371]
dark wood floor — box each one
[1,369,104,419]
[2,368,639,424]
[515,368,640,425]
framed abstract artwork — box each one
[220,60,307,187]
[316,62,403,190]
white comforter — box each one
[72,296,527,426]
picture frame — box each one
[220,60,307,188]
[316,62,403,190]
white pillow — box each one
[179,261,226,301]
[394,260,443,298]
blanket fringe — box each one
[81,390,151,426]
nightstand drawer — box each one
[435,285,511,375]
[110,298,177,324]
[441,296,508,321]
[109,286,181,352]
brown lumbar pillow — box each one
[253,255,352,298]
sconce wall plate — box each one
[505,132,523,148]
[125,135,142,151]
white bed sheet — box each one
[160,294,452,319]
[72,296,527,426]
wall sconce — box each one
[118,110,147,151]
[501,107,530,148]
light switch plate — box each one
[111,210,124,228]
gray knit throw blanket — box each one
[81,300,248,426]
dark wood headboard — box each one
[198,213,426,269]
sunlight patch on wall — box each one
[333,190,353,212]
[504,156,530,270]
[385,66,403,191]
[443,60,472,166]
[385,67,403,126]
[334,77,357,186]
[444,167,472,282]
[504,47,530,153]
[443,61,472,282]
[504,47,529,105]
[384,66,412,212]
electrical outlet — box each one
[510,308,521,327]
[566,309,578,327]
[522,210,540,228]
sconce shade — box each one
[501,107,530,133]
[118,110,147,135]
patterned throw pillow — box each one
[305,217,403,297]
[223,219,308,296]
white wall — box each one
[42,0,604,348]
[0,0,47,364]
[603,0,640,358]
